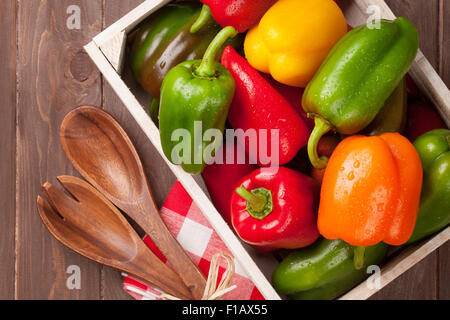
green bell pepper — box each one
[364,78,407,136]
[130,2,243,99]
[159,27,237,174]
[303,18,419,169]
[272,238,388,300]
[408,129,450,243]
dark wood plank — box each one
[386,0,440,67]
[0,0,17,300]
[438,0,450,300]
[100,0,177,300]
[371,255,438,300]
[370,0,441,300]
[16,0,103,299]
[437,242,450,299]
[440,0,450,85]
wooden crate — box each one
[84,0,450,300]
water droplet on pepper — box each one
[347,171,355,181]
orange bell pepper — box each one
[318,133,423,267]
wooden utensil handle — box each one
[135,196,207,299]
[128,250,194,300]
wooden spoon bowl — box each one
[60,106,206,299]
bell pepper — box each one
[191,1,277,34]
[406,101,446,142]
[304,18,419,169]
[408,129,450,243]
[272,238,388,300]
[159,27,237,174]
[231,167,320,251]
[202,139,257,226]
[260,73,314,129]
[319,133,422,268]
[363,78,408,136]
[221,46,311,166]
[130,2,243,99]
[310,135,341,185]
[244,0,348,88]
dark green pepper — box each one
[303,18,419,169]
[364,78,407,136]
[159,27,237,174]
[130,2,243,99]
[272,238,388,300]
[408,129,450,243]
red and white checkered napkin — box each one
[123,181,264,300]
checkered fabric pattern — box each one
[123,181,264,300]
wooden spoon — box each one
[60,106,206,299]
[37,176,193,299]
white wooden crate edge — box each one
[83,40,282,300]
[85,0,450,300]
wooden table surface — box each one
[1,0,448,300]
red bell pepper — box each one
[221,46,311,166]
[406,100,446,142]
[194,0,277,34]
[260,73,314,129]
[202,139,257,226]
[231,167,320,251]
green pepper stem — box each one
[236,187,267,212]
[190,4,213,33]
[308,117,333,169]
[354,246,367,270]
[195,26,238,78]
[235,186,274,220]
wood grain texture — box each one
[16,0,103,299]
[103,0,176,209]
[0,0,17,300]
[438,0,450,300]
[438,242,450,299]
[441,0,450,85]
[38,175,194,300]
[101,0,176,300]
[370,0,442,300]
[1,0,447,300]
[386,0,440,67]
[59,105,206,299]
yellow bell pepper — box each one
[244,0,348,88]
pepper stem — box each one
[190,4,213,33]
[354,246,367,270]
[308,117,332,169]
[194,26,238,78]
[235,186,273,220]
